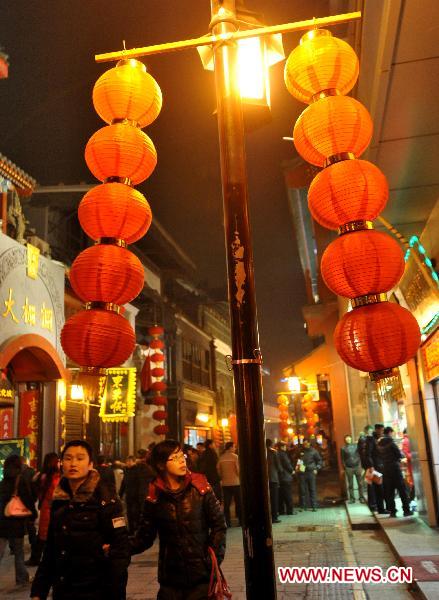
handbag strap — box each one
[13,474,21,497]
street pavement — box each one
[0,505,418,599]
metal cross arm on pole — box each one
[94,11,361,63]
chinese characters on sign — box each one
[18,390,39,468]
[27,243,40,280]
[99,368,136,423]
[0,408,13,439]
[2,288,53,331]
[421,329,439,383]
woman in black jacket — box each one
[0,454,37,589]
[131,439,227,600]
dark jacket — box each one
[96,464,116,492]
[266,447,282,484]
[357,434,376,469]
[198,448,221,485]
[120,461,154,504]
[376,435,404,471]
[371,432,384,470]
[0,471,37,538]
[31,470,130,600]
[340,444,361,468]
[131,472,226,589]
[277,450,294,483]
[300,447,323,472]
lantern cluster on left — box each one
[61,59,162,376]
[284,29,421,391]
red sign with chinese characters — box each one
[18,390,39,468]
[0,408,13,439]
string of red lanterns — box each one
[147,325,169,437]
[61,60,162,382]
[284,29,421,394]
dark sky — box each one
[0,1,332,400]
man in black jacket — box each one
[341,435,365,503]
[276,442,295,515]
[120,449,155,533]
[31,440,130,600]
[377,427,413,517]
[296,440,322,511]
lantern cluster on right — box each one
[284,29,421,392]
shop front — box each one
[0,233,65,467]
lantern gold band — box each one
[311,88,340,103]
[85,301,122,314]
[111,117,140,128]
[351,293,388,308]
[301,28,332,44]
[369,367,399,383]
[95,238,127,248]
[323,152,356,168]
[79,366,107,377]
[104,176,133,186]
[116,58,147,72]
[338,220,374,235]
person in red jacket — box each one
[131,439,227,600]
[401,428,415,501]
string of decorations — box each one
[61,59,162,388]
[147,325,169,436]
[284,28,421,397]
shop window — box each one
[182,339,212,388]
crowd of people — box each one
[0,427,416,597]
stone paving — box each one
[0,506,418,599]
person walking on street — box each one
[341,435,365,503]
[120,449,155,534]
[377,427,413,518]
[296,440,322,511]
[276,442,295,515]
[217,442,241,527]
[266,439,282,523]
[30,440,130,600]
[197,439,222,501]
[0,454,37,591]
[130,439,227,600]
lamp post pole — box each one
[210,1,276,598]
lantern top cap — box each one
[116,58,147,72]
[301,28,332,44]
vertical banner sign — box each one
[99,368,136,423]
[19,390,39,468]
[0,408,13,439]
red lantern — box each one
[148,326,164,336]
[85,124,157,184]
[152,410,168,421]
[150,339,165,350]
[151,381,167,392]
[78,183,152,243]
[308,160,388,230]
[154,424,169,436]
[61,309,135,368]
[293,95,373,167]
[321,230,405,298]
[93,60,162,128]
[151,352,164,363]
[152,396,168,406]
[334,302,421,373]
[69,245,144,304]
[151,367,165,377]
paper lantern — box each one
[93,60,162,128]
[321,230,405,298]
[154,424,169,436]
[151,352,164,363]
[85,124,157,184]
[78,183,152,243]
[61,309,135,368]
[152,396,168,406]
[284,29,359,104]
[293,95,373,167]
[69,245,144,304]
[151,381,167,392]
[152,410,168,421]
[151,367,165,377]
[308,160,388,230]
[334,302,421,373]
[150,339,165,350]
[148,326,164,336]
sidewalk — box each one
[0,505,416,599]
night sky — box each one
[0,1,334,401]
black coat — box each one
[267,448,282,484]
[198,448,220,485]
[0,472,37,538]
[120,461,154,503]
[340,444,361,468]
[277,450,294,483]
[299,448,323,472]
[377,435,404,471]
[131,472,226,589]
[31,470,130,600]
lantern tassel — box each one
[370,367,405,404]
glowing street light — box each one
[287,376,301,393]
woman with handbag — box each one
[131,439,228,599]
[0,453,37,590]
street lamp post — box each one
[209,1,276,597]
